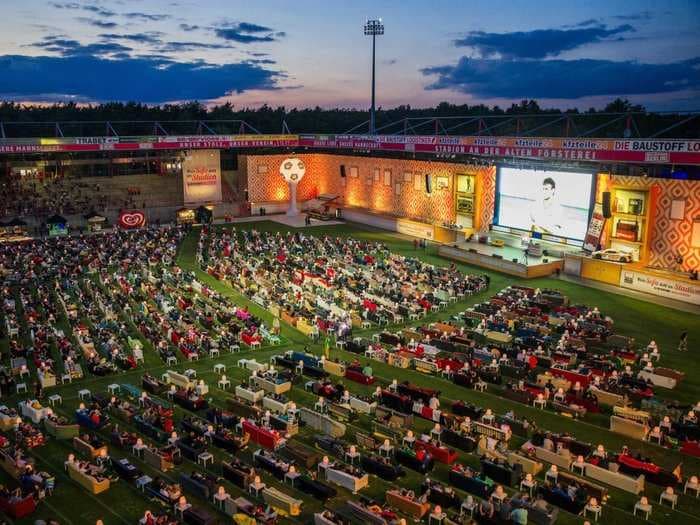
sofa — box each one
[143,447,175,472]
[44,419,79,439]
[441,429,477,452]
[299,408,346,437]
[293,475,337,501]
[179,472,215,500]
[395,448,434,474]
[163,370,193,390]
[183,506,216,525]
[385,490,430,520]
[589,386,627,407]
[413,440,457,465]
[235,385,264,404]
[448,467,492,498]
[359,454,403,480]
[67,462,110,494]
[73,436,108,459]
[222,458,255,489]
[176,437,207,461]
[610,415,649,440]
[481,458,522,486]
[262,486,302,516]
[526,499,559,525]
[242,420,284,450]
[507,452,543,475]
[0,493,36,518]
[323,360,346,377]
[583,462,645,494]
[280,442,319,468]
[529,445,573,470]
[19,401,49,424]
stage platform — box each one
[223,213,343,228]
[439,240,565,278]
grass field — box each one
[1,220,699,525]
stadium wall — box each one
[244,153,496,229]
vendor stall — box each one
[176,208,196,225]
[85,211,106,232]
[46,214,68,237]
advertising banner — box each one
[619,269,700,305]
[182,150,222,205]
[118,210,146,229]
[1,134,699,165]
[583,203,606,252]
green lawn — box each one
[1,220,699,525]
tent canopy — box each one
[46,214,67,224]
[85,210,105,221]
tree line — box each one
[0,98,697,138]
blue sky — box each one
[0,0,698,109]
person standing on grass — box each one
[679,330,688,352]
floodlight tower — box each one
[364,18,384,135]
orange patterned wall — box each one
[606,175,700,271]
[245,153,496,227]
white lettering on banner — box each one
[645,152,669,163]
[474,138,500,146]
[514,138,551,148]
[562,140,604,150]
[615,140,700,152]
[75,137,118,145]
[619,269,700,306]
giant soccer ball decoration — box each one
[279,158,306,216]
[279,158,306,183]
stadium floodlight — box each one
[364,18,384,135]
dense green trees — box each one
[0,98,695,138]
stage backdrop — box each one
[182,150,222,205]
[597,175,700,272]
[244,153,496,228]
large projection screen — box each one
[496,167,594,241]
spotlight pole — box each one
[364,18,384,135]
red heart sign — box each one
[119,211,146,229]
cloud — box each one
[34,35,132,57]
[50,2,116,17]
[244,58,276,65]
[614,11,652,21]
[454,24,635,59]
[179,24,200,32]
[214,22,283,43]
[123,12,171,22]
[421,56,700,99]
[99,32,164,44]
[77,17,119,29]
[159,41,234,52]
[235,22,272,33]
[0,54,282,102]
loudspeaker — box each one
[340,165,346,178]
[543,258,549,263]
[425,174,432,194]
[512,258,519,263]
[602,192,612,218]
[492,254,503,259]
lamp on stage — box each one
[279,158,306,216]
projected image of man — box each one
[529,177,564,234]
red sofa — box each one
[0,494,36,519]
[242,420,283,450]
[345,366,374,385]
[414,440,457,464]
